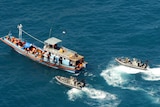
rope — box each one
[22,29,44,44]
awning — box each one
[44,37,62,45]
[24,42,32,48]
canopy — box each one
[44,37,62,45]
[24,42,32,48]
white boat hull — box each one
[115,58,148,70]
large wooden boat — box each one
[0,24,87,74]
[115,57,148,70]
[55,76,85,90]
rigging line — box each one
[22,29,44,44]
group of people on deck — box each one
[42,50,84,70]
[42,51,62,64]
[5,35,84,70]
[6,36,25,48]
[5,35,43,59]
[124,57,148,68]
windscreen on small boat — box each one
[24,42,32,48]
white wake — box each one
[141,68,160,81]
[67,87,120,107]
[100,65,141,90]
[100,64,160,104]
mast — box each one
[17,24,23,40]
[17,24,44,44]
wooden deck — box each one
[44,47,84,62]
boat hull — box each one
[55,76,84,90]
[0,37,81,74]
[115,58,147,70]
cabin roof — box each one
[44,37,62,45]
[44,47,84,62]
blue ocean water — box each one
[0,0,160,107]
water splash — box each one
[141,68,160,81]
[100,64,160,104]
[84,71,95,78]
[67,87,120,107]
[100,65,141,90]
[112,65,146,74]
[82,87,116,100]
[67,88,83,101]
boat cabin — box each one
[43,37,85,68]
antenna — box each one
[49,28,52,38]
[61,30,66,46]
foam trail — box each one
[82,87,116,100]
[100,67,125,87]
[112,65,144,74]
[100,65,141,90]
[67,88,83,101]
[67,87,120,107]
[100,64,160,104]
[141,68,160,81]
[144,87,160,104]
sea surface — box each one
[0,0,160,107]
